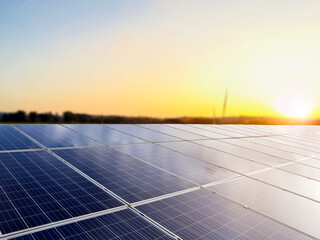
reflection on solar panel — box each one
[105,124,180,142]
[209,177,320,239]
[14,125,100,148]
[64,124,145,145]
[0,125,40,151]
[1,124,320,239]
[114,143,239,185]
[137,189,312,240]
[52,146,193,203]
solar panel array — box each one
[0,124,319,239]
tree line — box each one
[1,110,319,125]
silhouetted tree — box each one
[63,111,76,123]
[29,112,38,122]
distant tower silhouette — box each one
[222,88,228,118]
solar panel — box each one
[0,125,40,151]
[159,141,267,174]
[195,139,289,166]
[114,143,239,185]
[251,168,320,202]
[52,146,194,203]
[300,158,320,168]
[245,137,316,157]
[64,124,146,145]
[164,124,228,139]
[272,135,320,151]
[137,189,312,240]
[279,163,320,181]
[190,124,247,137]
[212,125,263,137]
[221,138,305,161]
[137,124,207,140]
[0,151,122,235]
[105,124,180,142]
[10,209,173,240]
[209,177,320,238]
[14,125,100,148]
[1,124,319,239]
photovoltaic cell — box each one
[14,125,100,148]
[195,139,289,166]
[190,124,246,137]
[114,143,239,185]
[213,125,263,137]
[159,141,267,174]
[11,209,173,240]
[221,138,305,161]
[272,135,320,152]
[245,137,317,158]
[251,168,320,202]
[53,146,193,203]
[137,189,312,240]
[105,124,180,142]
[0,125,40,151]
[64,124,146,145]
[279,163,320,181]
[261,136,320,155]
[0,151,122,234]
[300,158,320,169]
[164,124,228,139]
[209,177,320,238]
[137,124,206,140]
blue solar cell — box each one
[14,125,100,148]
[64,124,146,145]
[0,125,40,151]
[105,124,180,142]
[0,151,122,234]
[53,146,194,203]
[115,143,239,185]
[11,209,174,240]
[137,189,312,240]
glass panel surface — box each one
[12,209,173,240]
[195,139,289,166]
[115,143,239,185]
[137,189,312,240]
[105,124,180,142]
[0,125,40,151]
[14,125,100,148]
[210,177,320,239]
[0,151,122,234]
[137,124,206,140]
[159,141,267,174]
[53,146,193,203]
[65,124,145,145]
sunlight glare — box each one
[274,92,313,118]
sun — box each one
[274,93,313,118]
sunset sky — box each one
[1,0,320,118]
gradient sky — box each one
[1,0,320,117]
